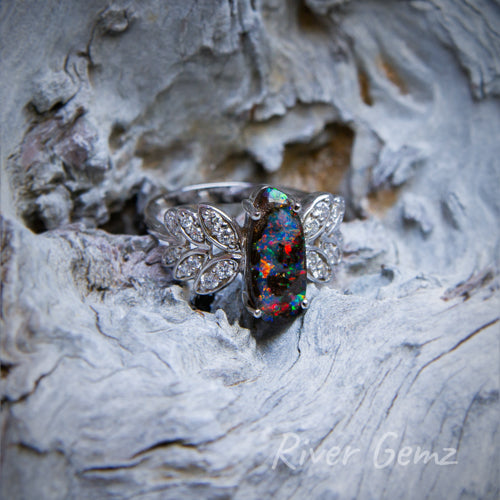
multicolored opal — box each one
[246,187,307,321]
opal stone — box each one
[246,187,307,321]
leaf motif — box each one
[325,196,345,235]
[320,233,343,266]
[161,243,186,267]
[194,256,240,295]
[303,194,334,241]
[306,248,332,283]
[177,208,205,244]
[198,205,241,252]
[164,208,184,240]
[174,250,207,280]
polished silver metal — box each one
[144,183,345,311]
[242,199,262,221]
[242,290,262,318]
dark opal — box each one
[246,187,307,321]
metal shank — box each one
[145,182,255,234]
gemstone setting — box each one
[174,251,206,280]
[177,208,205,244]
[307,248,332,282]
[194,256,240,294]
[246,187,307,321]
[198,205,240,251]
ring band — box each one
[144,183,345,322]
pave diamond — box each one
[162,244,185,266]
[178,209,205,243]
[312,200,330,221]
[220,259,238,278]
[304,217,321,238]
[164,208,183,239]
[195,258,239,294]
[303,196,333,240]
[325,197,345,234]
[307,249,332,282]
[320,236,342,265]
[199,206,239,250]
[175,253,205,280]
[200,272,219,291]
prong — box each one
[242,199,261,221]
[252,309,262,319]
[292,201,302,213]
[301,298,309,309]
[242,290,262,318]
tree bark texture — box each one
[1,1,499,499]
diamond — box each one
[162,244,185,266]
[214,259,237,279]
[303,196,333,240]
[164,208,182,239]
[304,217,321,238]
[325,197,345,234]
[312,200,330,221]
[201,273,219,290]
[199,205,239,251]
[307,249,332,282]
[175,253,205,279]
[180,215,193,229]
[321,237,342,265]
[202,210,222,230]
[178,209,205,244]
[194,257,239,294]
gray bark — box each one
[1,1,499,499]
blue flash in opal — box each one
[246,187,307,321]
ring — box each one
[144,182,345,322]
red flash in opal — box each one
[246,187,307,321]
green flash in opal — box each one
[246,187,307,321]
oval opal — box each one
[246,187,307,321]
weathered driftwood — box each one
[1,1,499,499]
